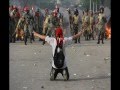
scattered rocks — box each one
[87,75,90,78]
[34,63,37,66]
[91,86,94,89]
[73,74,77,76]
[41,85,44,89]
[108,73,111,76]
[86,54,90,56]
[23,86,27,89]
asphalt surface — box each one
[10,37,111,90]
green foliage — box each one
[79,0,110,10]
[79,0,91,10]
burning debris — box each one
[105,16,111,39]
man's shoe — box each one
[97,42,100,44]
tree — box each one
[79,0,90,10]
[79,0,100,11]
[92,0,100,12]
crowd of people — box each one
[9,4,111,45]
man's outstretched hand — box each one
[32,31,46,40]
[33,31,38,37]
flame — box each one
[105,24,111,39]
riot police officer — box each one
[23,7,35,45]
[73,8,81,43]
[97,7,107,44]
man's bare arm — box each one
[72,29,85,40]
[33,31,46,40]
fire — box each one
[105,23,111,39]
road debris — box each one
[23,86,28,89]
[87,75,90,78]
[86,54,90,56]
[73,74,77,76]
[41,85,44,89]
[108,73,111,76]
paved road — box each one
[10,38,111,90]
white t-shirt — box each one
[45,36,73,69]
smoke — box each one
[9,0,21,6]
[104,7,111,17]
